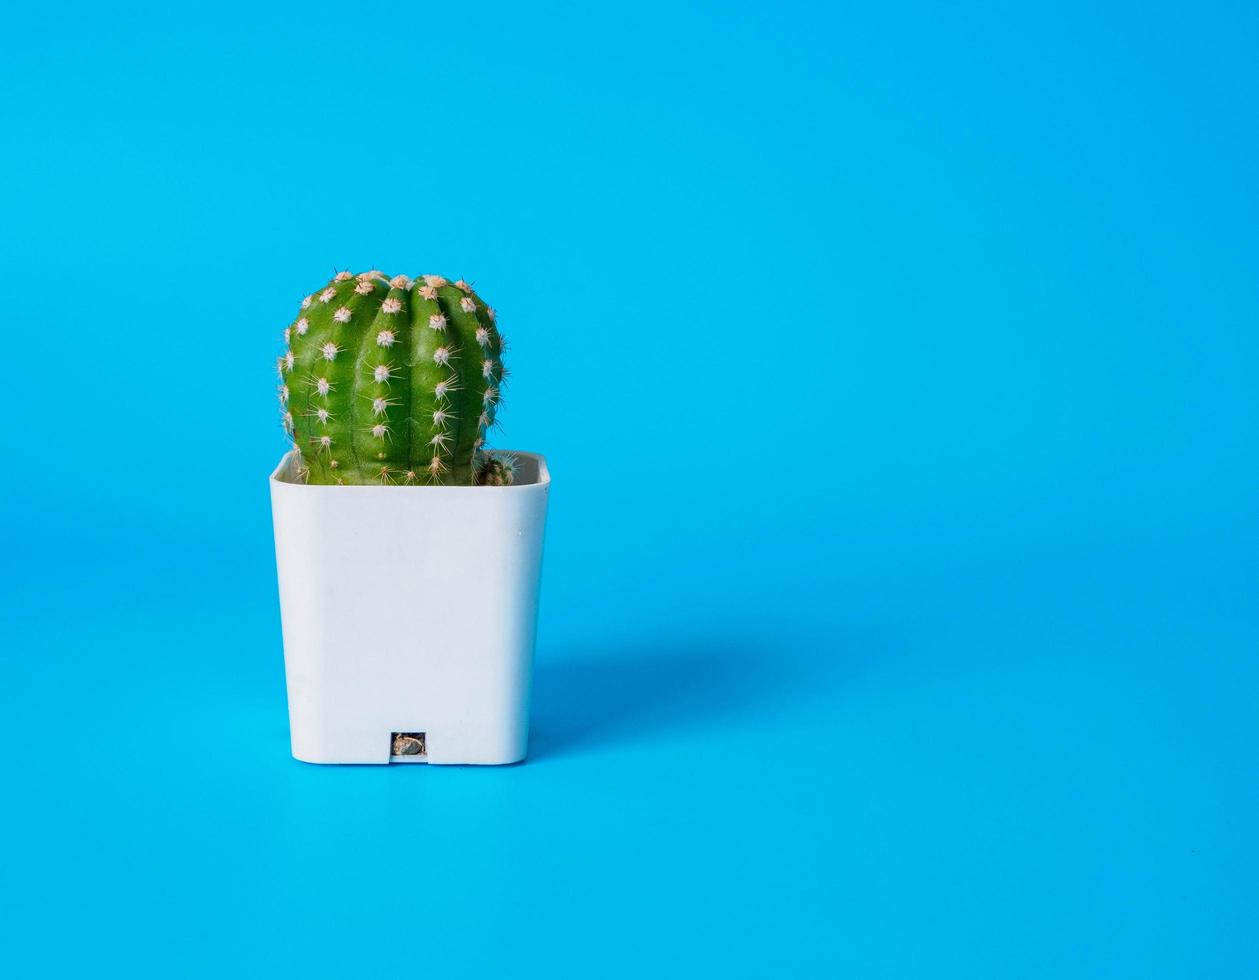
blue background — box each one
[2,1,1256,976]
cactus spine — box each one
[278,271,507,485]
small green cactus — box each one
[476,452,518,487]
[277,271,510,485]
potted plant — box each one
[269,271,550,765]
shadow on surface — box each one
[529,635,832,760]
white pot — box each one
[269,450,551,765]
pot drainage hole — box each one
[390,732,426,760]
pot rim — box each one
[270,449,549,491]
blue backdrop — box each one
[2,2,1256,976]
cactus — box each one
[277,271,510,485]
[476,452,518,487]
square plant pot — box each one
[269,450,550,764]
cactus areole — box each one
[277,271,513,486]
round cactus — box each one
[476,452,518,487]
[277,271,507,485]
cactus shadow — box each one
[529,635,826,759]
